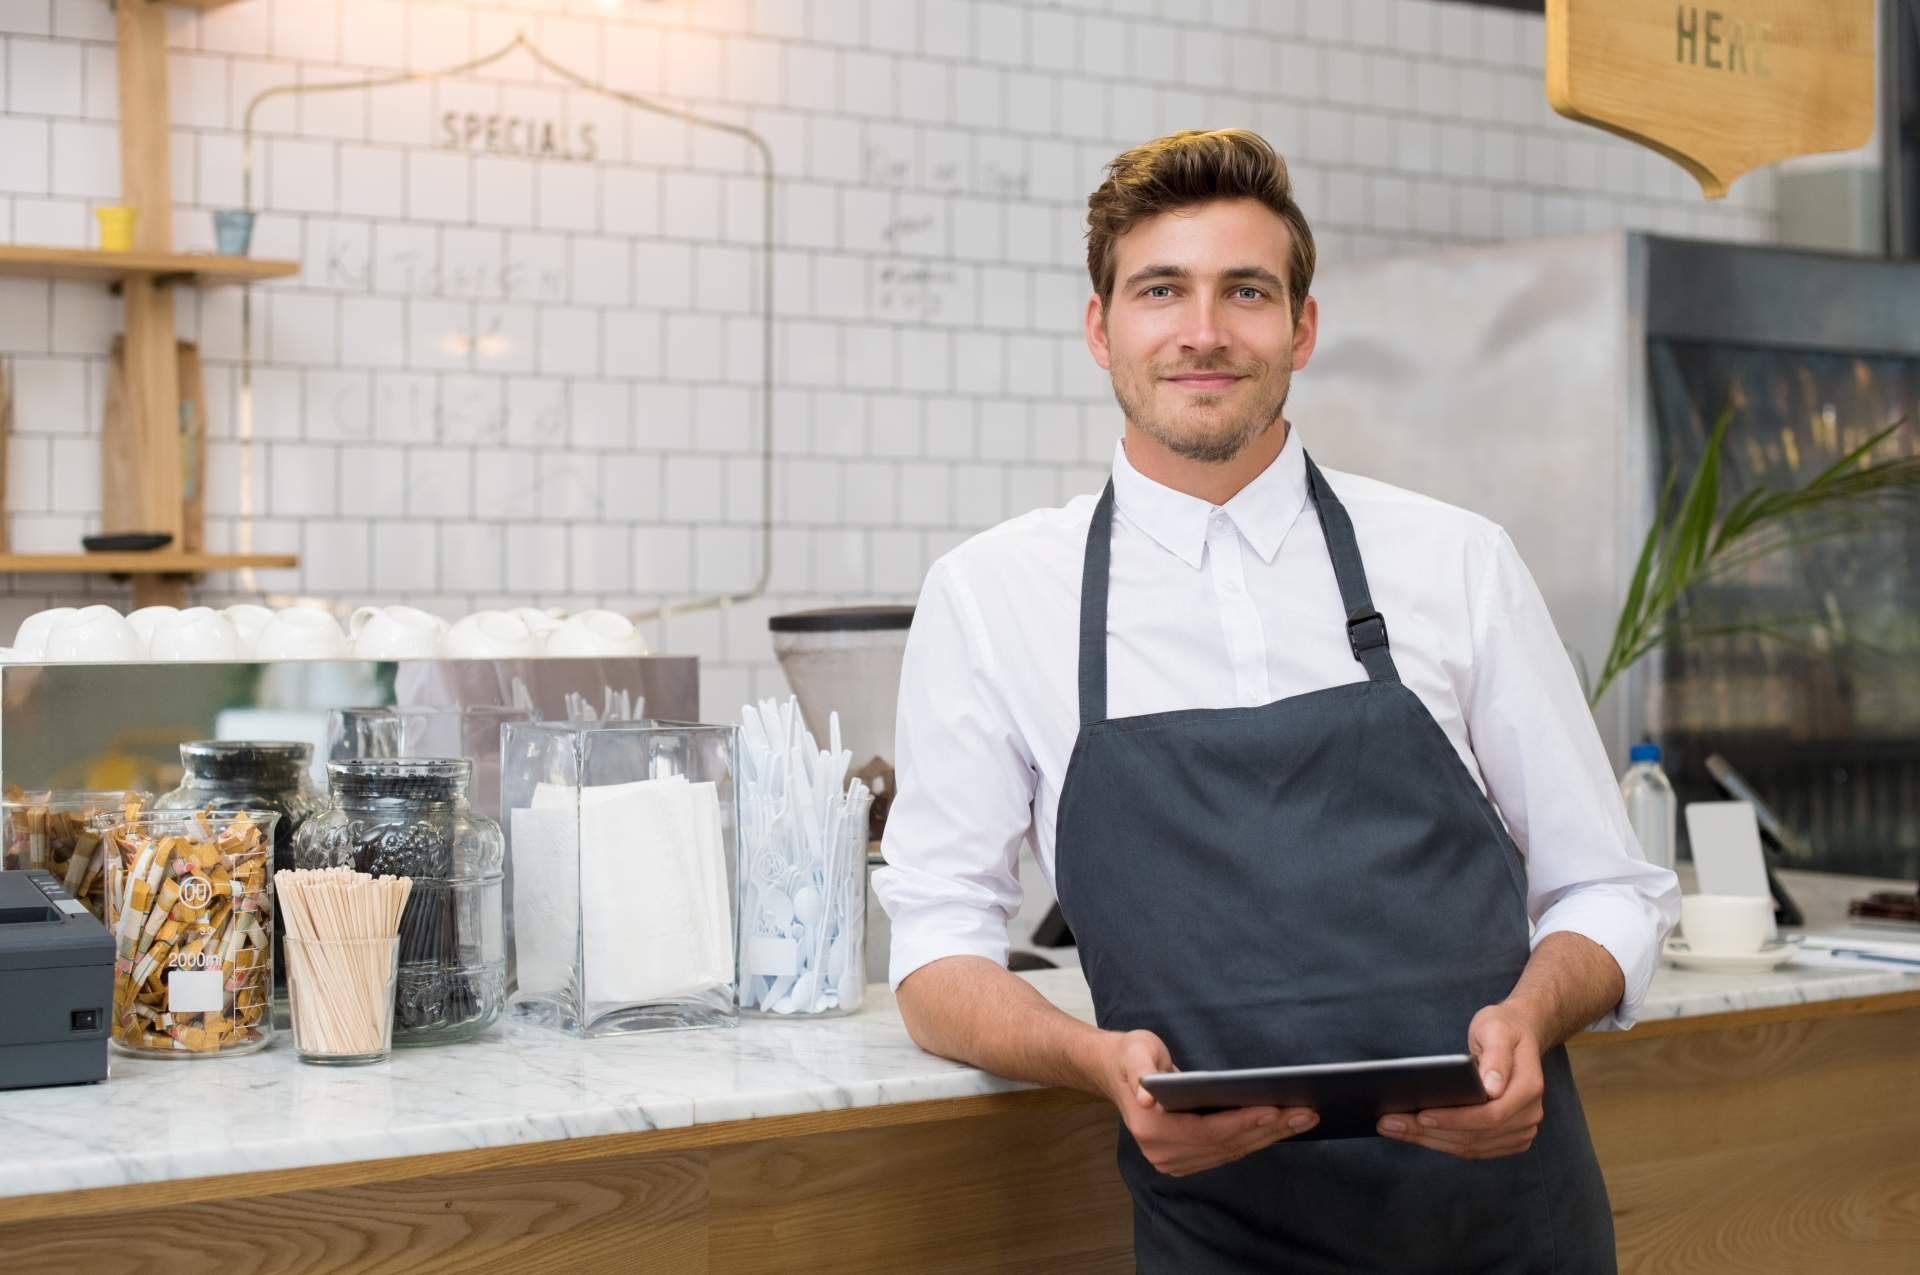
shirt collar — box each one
[1110,426,1310,569]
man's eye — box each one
[1234,287,1265,300]
[1143,285,1174,298]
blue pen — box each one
[1824,948,1920,968]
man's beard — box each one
[1111,361,1290,464]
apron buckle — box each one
[1346,608,1390,656]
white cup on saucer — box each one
[222,604,275,655]
[1679,894,1773,956]
[351,606,448,659]
[442,610,541,659]
[542,609,649,657]
[43,605,143,663]
[13,607,78,659]
[253,607,351,660]
[146,607,243,662]
[126,606,180,652]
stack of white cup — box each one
[2,605,650,663]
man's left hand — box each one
[1376,1002,1544,1159]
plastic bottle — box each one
[1620,742,1677,871]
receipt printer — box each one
[0,869,111,1089]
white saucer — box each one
[1662,934,1803,974]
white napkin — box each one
[523,777,732,1007]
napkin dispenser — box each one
[0,869,112,1090]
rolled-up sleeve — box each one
[872,557,1038,989]
[1465,529,1681,1030]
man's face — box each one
[1086,198,1318,463]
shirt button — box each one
[1210,511,1230,535]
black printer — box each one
[0,869,112,1089]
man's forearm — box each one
[896,955,1116,1097]
[1504,931,1627,1048]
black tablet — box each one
[1140,1053,1488,1140]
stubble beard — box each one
[1111,359,1291,465]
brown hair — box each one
[1085,129,1316,323]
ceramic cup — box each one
[222,604,275,656]
[350,606,447,659]
[252,607,351,660]
[542,609,648,657]
[13,608,78,659]
[43,606,143,663]
[126,605,181,652]
[511,607,566,636]
[1679,894,1773,956]
[442,610,540,659]
[147,607,243,662]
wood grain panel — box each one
[708,1100,1132,1274]
[1572,1003,1920,1165]
[0,1151,710,1275]
[1546,0,1875,197]
[1606,1125,1920,1274]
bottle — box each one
[1621,742,1677,871]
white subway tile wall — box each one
[0,0,1779,705]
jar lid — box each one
[328,758,470,801]
[180,740,312,780]
[768,606,914,633]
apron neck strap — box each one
[1304,455,1400,686]
[1078,451,1400,728]
[1080,480,1118,727]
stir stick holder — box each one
[502,721,740,1037]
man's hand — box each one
[1377,1004,1544,1159]
[1099,1029,1319,1178]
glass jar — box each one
[295,759,506,1045]
[2,790,149,923]
[100,809,277,1058]
[155,741,320,995]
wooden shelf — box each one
[0,246,297,288]
[0,553,298,576]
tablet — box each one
[1140,1053,1488,1140]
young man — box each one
[874,129,1679,1271]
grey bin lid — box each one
[768,606,914,633]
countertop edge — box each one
[3,964,1915,1213]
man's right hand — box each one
[1096,1029,1319,1178]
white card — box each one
[1684,801,1778,939]
[508,805,580,996]
[167,968,224,1013]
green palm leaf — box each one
[1589,414,1916,708]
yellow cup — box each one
[95,206,137,252]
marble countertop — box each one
[3,958,1914,1202]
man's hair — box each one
[1085,129,1316,323]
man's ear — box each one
[1291,294,1319,371]
[1085,293,1112,371]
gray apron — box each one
[1053,456,1616,1273]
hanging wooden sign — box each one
[1546,0,1876,199]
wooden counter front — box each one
[4,991,1915,1273]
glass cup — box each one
[95,206,136,251]
[285,934,401,1065]
[213,209,256,256]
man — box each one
[873,129,1680,1272]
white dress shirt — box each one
[874,427,1681,1028]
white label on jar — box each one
[168,969,224,1013]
